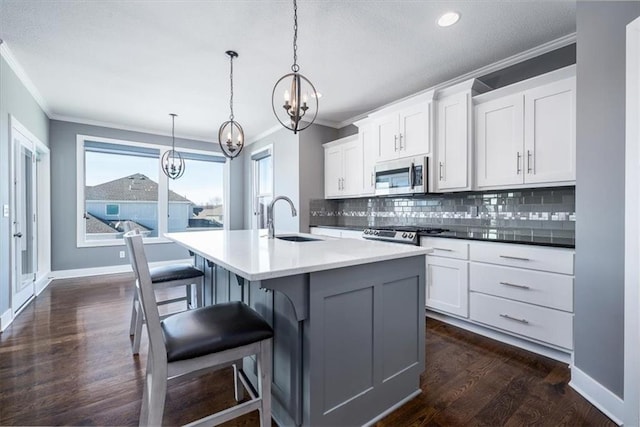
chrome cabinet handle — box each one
[516,152,522,174]
[399,133,404,150]
[433,247,453,252]
[439,162,444,181]
[394,135,398,151]
[370,172,374,186]
[527,150,533,173]
[499,254,530,261]
[500,313,529,324]
[499,281,530,290]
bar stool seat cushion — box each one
[162,301,274,363]
[150,264,204,283]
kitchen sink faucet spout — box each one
[267,196,297,238]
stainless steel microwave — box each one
[374,157,429,196]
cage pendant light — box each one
[161,113,185,179]
[271,0,318,134]
[218,50,244,159]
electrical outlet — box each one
[119,250,125,259]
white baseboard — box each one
[570,365,624,425]
[49,259,193,280]
[35,273,52,296]
[0,309,13,332]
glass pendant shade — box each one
[218,50,244,159]
[161,113,185,179]
[272,72,318,134]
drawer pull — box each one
[499,255,530,261]
[500,313,529,324]
[499,281,530,290]
[434,247,454,252]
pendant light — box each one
[161,113,185,179]
[218,50,244,159]
[271,0,318,134]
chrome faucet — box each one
[267,196,297,238]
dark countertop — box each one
[309,225,575,249]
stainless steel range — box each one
[362,226,449,245]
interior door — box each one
[12,131,37,311]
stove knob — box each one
[364,229,369,235]
[408,233,415,239]
[374,230,379,236]
[402,232,407,238]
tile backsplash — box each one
[310,186,575,237]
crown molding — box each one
[335,32,577,129]
[0,41,52,117]
[49,113,217,144]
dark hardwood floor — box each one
[0,276,615,426]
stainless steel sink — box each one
[276,235,322,242]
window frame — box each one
[76,134,228,248]
[251,145,274,230]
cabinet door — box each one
[476,94,524,188]
[324,145,343,198]
[436,92,469,191]
[524,78,576,184]
[426,256,469,318]
[399,102,431,158]
[360,123,376,195]
[342,139,363,196]
[374,114,399,162]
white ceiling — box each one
[0,0,576,143]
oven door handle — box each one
[409,162,415,189]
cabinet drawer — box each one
[421,237,469,260]
[470,263,573,312]
[469,241,574,274]
[470,293,573,349]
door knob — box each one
[13,232,23,238]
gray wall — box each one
[299,125,339,232]
[242,125,337,233]
[0,54,49,315]
[49,119,243,271]
[575,1,640,399]
[336,124,358,139]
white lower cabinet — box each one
[422,237,575,355]
[469,293,573,349]
[422,238,469,318]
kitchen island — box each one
[165,229,430,426]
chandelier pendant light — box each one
[271,0,318,134]
[218,50,244,159]
[161,113,185,179]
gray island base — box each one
[166,230,427,426]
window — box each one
[251,147,273,230]
[77,135,226,247]
[168,152,225,232]
[105,204,120,216]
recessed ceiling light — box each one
[437,12,460,27]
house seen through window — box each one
[81,139,224,244]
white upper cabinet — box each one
[434,79,490,192]
[323,135,362,199]
[354,119,376,195]
[475,66,576,190]
[523,78,576,183]
[370,92,434,162]
[476,93,525,188]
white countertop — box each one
[165,229,430,281]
